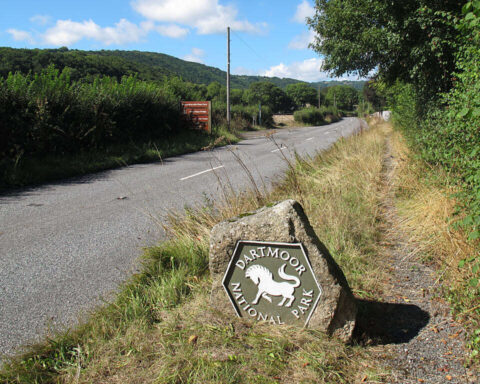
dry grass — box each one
[0,124,393,383]
[63,285,387,384]
[273,128,387,298]
[388,124,480,361]
[272,114,296,128]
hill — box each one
[0,47,364,90]
[311,80,364,91]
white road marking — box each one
[305,137,314,141]
[324,131,330,134]
[271,145,287,153]
[180,165,224,181]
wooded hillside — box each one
[0,47,364,90]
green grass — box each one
[0,126,237,191]
[0,124,392,383]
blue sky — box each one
[0,0,360,82]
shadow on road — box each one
[353,299,430,345]
[0,158,175,201]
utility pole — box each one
[226,26,231,129]
[258,102,262,126]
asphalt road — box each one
[0,117,363,360]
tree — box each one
[243,82,293,113]
[362,80,386,111]
[325,85,359,111]
[307,0,462,102]
[206,81,225,100]
[285,83,318,109]
[230,88,244,104]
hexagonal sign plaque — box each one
[222,240,322,326]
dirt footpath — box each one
[373,134,477,383]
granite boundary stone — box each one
[209,199,357,342]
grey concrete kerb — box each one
[209,199,357,342]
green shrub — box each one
[0,66,184,160]
[294,107,324,125]
[417,60,480,241]
[294,106,340,125]
[212,102,273,130]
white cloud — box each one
[288,30,315,50]
[156,24,189,38]
[9,19,157,47]
[262,58,325,81]
[30,15,51,26]
[7,17,192,47]
[293,0,315,23]
[233,66,257,76]
[183,47,205,63]
[132,0,266,34]
[262,58,362,81]
[42,18,148,46]
[7,29,35,44]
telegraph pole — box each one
[258,102,262,126]
[227,27,231,129]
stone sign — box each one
[209,199,357,342]
[223,241,322,326]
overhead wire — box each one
[230,29,270,70]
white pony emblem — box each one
[245,264,300,307]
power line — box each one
[230,29,270,69]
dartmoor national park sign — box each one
[222,241,322,326]
[209,199,358,342]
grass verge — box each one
[1,123,392,383]
[0,126,237,191]
[388,124,480,363]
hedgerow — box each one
[391,2,480,242]
[0,65,184,161]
